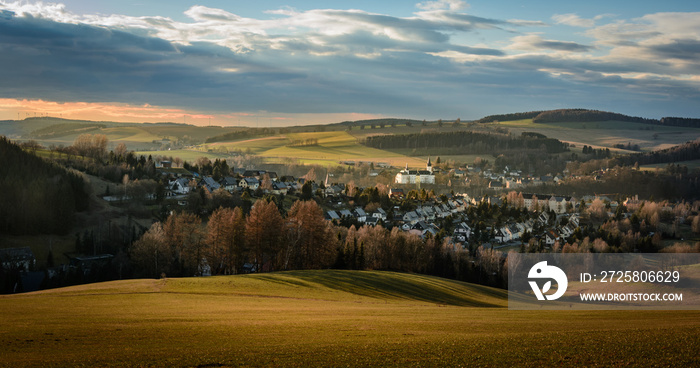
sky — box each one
[1,0,699,126]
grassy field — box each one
[135,148,233,162]
[1,270,699,367]
[202,131,429,167]
[496,119,700,152]
[640,159,700,172]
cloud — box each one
[509,34,594,52]
[416,0,469,11]
[552,13,594,27]
[0,2,699,121]
[552,13,614,28]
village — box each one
[152,156,641,254]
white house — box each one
[372,208,387,221]
[169,178,192,195]
[239,177,260,190]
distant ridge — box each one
[477,109,700,128]
[334,118,426,127]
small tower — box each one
[427,156,433,173]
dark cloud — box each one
[648,39,700,60]
[1,6,699,121]
[534,39,593,52]
[0,13,428,115]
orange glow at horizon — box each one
[0,98,382,127]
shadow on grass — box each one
[255,270,507,307]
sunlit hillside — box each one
[1,270,699,367]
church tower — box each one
[427,156,433,173]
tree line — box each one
[130,199,507,288]
[476,111,543,123]
[0,136,89,235]
[205,128,275,144]
[531,109,657,124]
[612,139,700,167]
[362,131,569,154]
[476,109,700,128]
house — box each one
[488,181,503,190]
[559,225,574,239]
[372,208,387,220]
[453,222,472,243]
[389,188,405,199]
[508,224,522,240]
[239,177,260,190]
[494,228,507,243]
[354,208,368,223]
[569,214,580,227]
[0,247,36,272]
[545,231,559,246]
[420,206,436,221]
[243,170,263,178]
[199,176,221,193]
[326,210,340,221]
[422,226,439,239]
[434,205,449,219]
[412,221,431,231]
[169,178,192,195]
[271,181,288,195]
[325,184,344,196]
[220,177,238,192]
[69,254,114,275]
[339,209,354,218]
[365,217,379,226]
[403,211,420,224]
[548,196,572,214]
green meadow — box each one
[1,270,699,367]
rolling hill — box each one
[1,270,699,367]
[3,110,700,167]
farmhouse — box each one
[239,177,260,190]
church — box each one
[394,157,435,184]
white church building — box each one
[395,157,436,184]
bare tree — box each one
[130,222,170,278]
[246,199,283,272]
